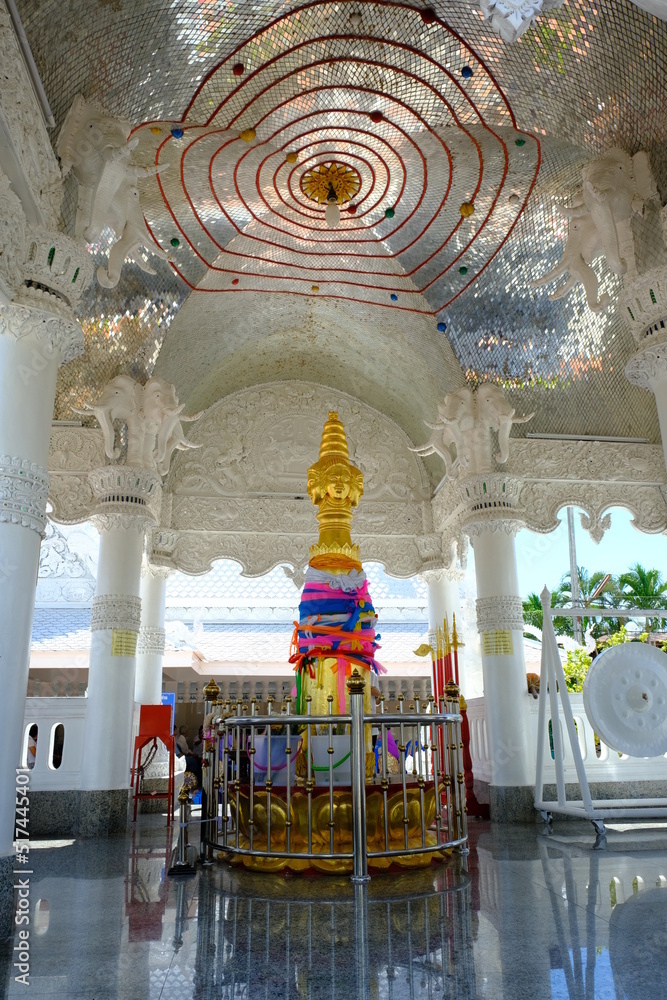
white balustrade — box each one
[466,695,667,787]
[21,697,87,790]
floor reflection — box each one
[2,818,667,998]
[192,864,475,999]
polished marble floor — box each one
[1,815,666,999]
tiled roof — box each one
[30,608,427,662]
[31,608,92,651]
[166,561,427,604]
[170,620,427,664]
[33,553,429,660]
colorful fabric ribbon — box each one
[291,573,385,713]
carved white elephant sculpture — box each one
[410,386,474,477]
[57,95,169,289]
[412,384,532,479]
[476,384,533,466]
[73,375,200,474]
[73,375,139,461]
[533,149,658,312]
[144,378,202,475]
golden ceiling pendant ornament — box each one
[306,411,363,571]
[300,161,361,204]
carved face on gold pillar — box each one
[325,462,352,500]
[307,412,364,570]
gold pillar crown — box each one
[307,412,363,571]
[318,411,350,461]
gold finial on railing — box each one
[445,678,460,701]
[346,667,366,694]
[203,677,221,701]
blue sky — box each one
[515,506,667,599]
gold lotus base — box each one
[217,784,449,874]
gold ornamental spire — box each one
[307,412,364,571]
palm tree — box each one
[522,590,574,637]
[555,567,622,639]
[523,592,544,631]
[618,563,667,631]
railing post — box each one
[445,679,468,852]
[201,680,221,863]
[168,785,196,876]
[348,669,370,883]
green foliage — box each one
[618,563,667,630]
[524,564,667,642]
[522,590,573,636]
[563,647,592,692]
[597,625,648,649]
[563,626,649,693]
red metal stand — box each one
[131,705,175,823]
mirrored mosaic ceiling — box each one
[17,0,667,438]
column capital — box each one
[415,532,463,576]
[146,527,178,572]
[142,562,172,580]
[0,222,93,366]
[0,455,49,536]
[0,298,82,368]
[458,473,524,538]
[89,465,162,533]
[419,566,462,585]
[475,595,524,634]
[625,343,667,390]
[466,517,525,540]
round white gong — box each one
[583,641,667,757]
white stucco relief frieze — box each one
[161,530,425,580]
[0,6,62,225]
[47,427,104,524]
[169,496,425,537]
[47,400,667,576]
[508,439,665,484]
[432,439,667,546]
[167,381,430,502]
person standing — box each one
[175,724,190,757]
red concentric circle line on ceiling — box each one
[135,1,540,316]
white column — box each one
[0,326,58,859]
[469,520,533,790]
[135,567,168,705]
[423,568,460,643]
[625,348,667,468]
[81,524,145,791]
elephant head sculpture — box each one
[74,375,200,474]
[144,377,202,475]
[57,95,169,289]
[533,149,658,312]
[412,384,532,479]
[73,375,140,461]
[410,386,474,477]
[476,384,534,465]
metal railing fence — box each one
[199,673,468,880]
